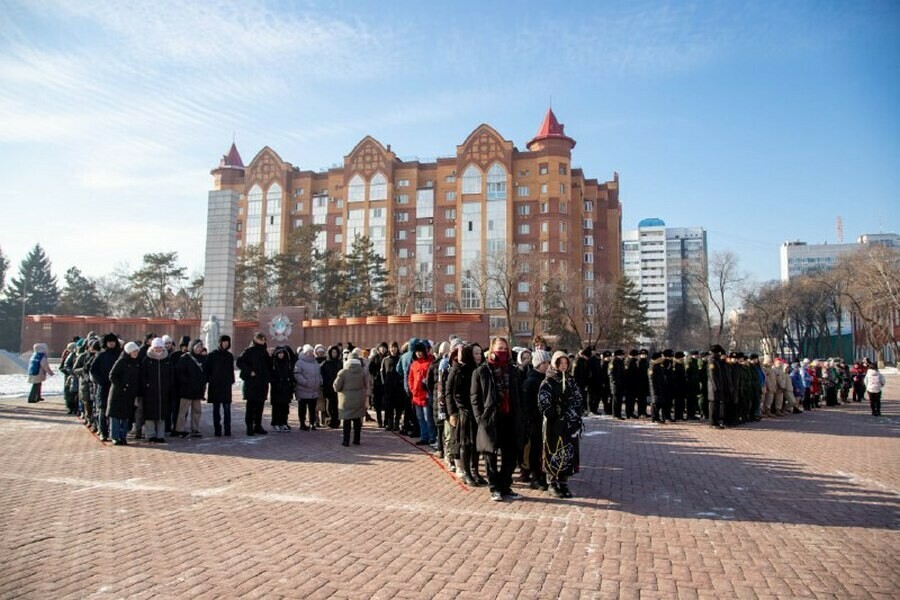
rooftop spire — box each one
[527,107,576,151]
[221,142,244,169]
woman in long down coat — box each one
[108,342,142,445]
[538,351,584,498]
[333,355,368,446]
[269,346,295,431]
[140,338,174,443]
[446,344,481,486]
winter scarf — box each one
[489,360,511,415]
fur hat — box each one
[162,335,173,345]
[124,341,140,354]
[551,350,569,370]
[517,348,532,366]
[532,349,552,368]
[180,335,192,348]
[151,338,165,349]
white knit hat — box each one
[532,350,552,368]
[124,341,140,354]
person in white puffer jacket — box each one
[864,364,885,417]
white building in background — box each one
[780,233,899,281]
[622,218,708,328]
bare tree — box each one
[685,250,745,346]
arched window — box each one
[348,174,365,202]
[486,163,507,200]
[369,172,387,201]
[461,164,482,195]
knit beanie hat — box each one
[124,341,140,354]
[531,350,552,368]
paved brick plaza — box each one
[1,381,898,600]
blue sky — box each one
[1,0,898,286]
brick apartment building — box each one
[208,109,621,341]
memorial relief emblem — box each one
[268,313,293,342]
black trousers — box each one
[527,424,544,483]
[709,398,723,426]
[212,402,231,434]
[245,399,265,431]
[271,402,289,426]
[869,391,882,415]
[600,386,611,415]
[297,397,317,426]
[484,447,517,494]
[673,394,685,420]
[687,393,699,419]
[613,393,626,418]
[27,383,42,403]
[325,393,339,427]
[342,418,361,444]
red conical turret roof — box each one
[221,142,244,169]
[527,108,576,150]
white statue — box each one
[202,315,220,351]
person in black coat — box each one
[471,337,523,502]
[522,350,551,491]
[108,342,141,445]
[141,338,174,443]
[671,351,688,421]
[320,345,343,429]
[447,344,483,486]
[686,351,702,420]
[237,332,271,435]
[707,345,728,429]
[598,351,612,415]
[637,349,651,418]
[269,346,295,431]
[649,351,671,423]
[572,347,592,417]
[206,335,235,437]
[623,350,641,419]
[176,340,207,438]
[89,333,122,441]
[609,349,626,419]
[380,342,404,431]
[369,343,387,427]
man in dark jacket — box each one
[206,335,235,436]
[573,347,591,415]
[522,350,550,490]
[708,345,728,429]
[320,345,343,429]
[637,349,651,418]
[671,351,688,421]
[471,337,523,502]
[650,351,670,423]
[89,333,122,441]
[176,339,207,438]
[380,342,404,431]
[686,351,701,420]
[624,349,641,419]
[237,332,271,435]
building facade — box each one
[206,109,622,341]
[622,218,708,329]
[780,233,899,281]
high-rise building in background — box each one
[622,219,708,330]
[780,233,899,281]
[205,109,622,340]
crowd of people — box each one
[25,331,889,502]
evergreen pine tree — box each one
[313,249,349,318]
[271,224,321,307]
[342,235,391,317]
[0,244,9,292]
[56,266,107,316]
[0,244,60,351]
[129,252,187,318]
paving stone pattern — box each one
[0,380,898,599]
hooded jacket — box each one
[408,348,432,408]
[270,347,295,404]
[237,341,271,402]
[320,345,343,398]
[334,358,368,420]
[205,338,235,404]
[27,343,53,384]
[294,351,323,399]
[397,337,422,394]
[140,347,174,422]
[108,353,141,419]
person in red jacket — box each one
[407,341,436,446]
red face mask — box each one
[490,350,509,366]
